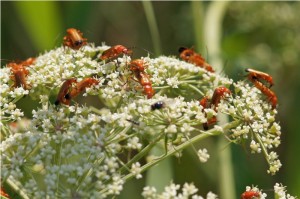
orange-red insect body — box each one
[20,57,36,66]
[241,190,260,199]
[179,47,215,72]
[100,45,132,60]
[130,59,155,99]
[200,96,216,130]
[246,68,277,109]
[8,62,30,90]
[68,77,99,99]
[246,68,273,88]
[199,86,231,130]
[0,187,10,199]
[252,79,277,109]
[211,86,232,111]
[55,78,77,105]
[139,73,154,99]
[7,57,35,90]
[199,96,210,110]
[63,28,87,50]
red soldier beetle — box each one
[5,57,35,90]
[179,47,215,72]
[199,86,231,130]
[129,59,155,99]
[251,78,277,109]
[199,96,217,130]
[54,78,77,105]
[67,77,99,99]
[7,62,30,90]
[19,57,36,66]
[246,68,274,88]
[100,45,132,60]
[63,28,87,50]
[241,190,260,199]
[246,68,277,109]
[211,86,232,111]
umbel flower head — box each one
[1,40,282,198]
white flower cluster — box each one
[241,183,296,199]
[197,148,210,163]
[1,103,126,198]
[274,183,297,199]
[142,182,218,199]
[217,81,282,175]
[0,43,283,198]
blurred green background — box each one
[1,1,300,198]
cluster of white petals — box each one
[0,43,283,198]
[274,183,297,199]
[142,182,217,199]
[197,148,210,163]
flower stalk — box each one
[123,120,240,182]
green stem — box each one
[142,1,162,56]
[186,84,205,96]
[55,142,63,198]
[122,120,240,182]
[153,86,171,89]
[203,2,233,199]
[6,177,30,199]
[89,106,102,115]
[99,134,164,195]
[254,132,270,165]
[203,1,230,73]
[99,120,241,195]
[119,133,164,174]
[105,125,133,144]
[180,80,202,84]
[191,1,204,52]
